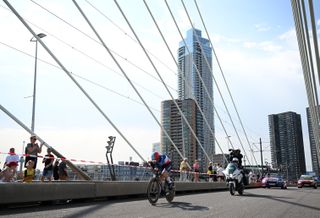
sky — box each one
[0,0,319,170]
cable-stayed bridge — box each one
[0,0,320,215]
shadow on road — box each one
[155,201,209,211]
[244,191,320,211]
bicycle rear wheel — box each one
[164,182,175,203]
[147,178,161,205]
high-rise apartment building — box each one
[306,106,320,175]
[161,99,197,170]
[268,112,306,180]
[152,142,161,153]
[177,28,214,164]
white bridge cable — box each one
[142,0,230,162]
[193,0,261,168]
[114,0,213,163]
[29,0,177,93]
[291,0,320,164]
[3,0,146,163]
[308,0,320,166]
[84,0,178,78]
[0,40,160,113]
[181,0,259,168]
[0,3,170,101]
[72,0,190,168]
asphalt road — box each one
[1,187,319,218]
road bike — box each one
[146,168,175,205]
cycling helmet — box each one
[151,151,160,161]
[232,157,239,163]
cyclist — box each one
[148,151,173,190]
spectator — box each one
[179,158,189,182]
[193,159,200,182]
[0,148,19,182]
[3,148,19,181]
[53,159,60,181]
[58,159,68,181]
[207,162,213,182]
[212,163,218,181]
[217,163,224,182]
[25,135,43,169]
[23,160,35,183]
[41,148,54,182]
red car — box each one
[297,175,317,189]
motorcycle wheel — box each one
[147,178,161,205]
[238,183,244,195]
[229,183,235,195]
[164,182,175,203]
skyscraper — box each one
[177,28,214,165]
[161,99,197,170]
[306,106,320,175]
[268,112,306,180]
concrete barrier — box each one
[0,181,261,205]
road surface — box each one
[1,187,319,218]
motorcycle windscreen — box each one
[226,163,237,174]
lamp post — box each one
[30,33,46,132]
[226,135,231,151]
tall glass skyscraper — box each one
[177,28,214,165]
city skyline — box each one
[0,1,316,170]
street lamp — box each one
[226,135,231,150]
[30,33,46,132]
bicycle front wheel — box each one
[147,178,161,205]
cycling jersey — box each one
[152,155,172,173]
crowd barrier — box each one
[0,181,262,205]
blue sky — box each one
[0,0,318,170]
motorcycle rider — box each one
[148,151,173,190]
[229,149,247,185]
[229,149,243,167]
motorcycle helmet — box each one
[151,151,160,161]
[232,157,239,163]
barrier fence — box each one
[0,151,258,183]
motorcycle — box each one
[146,168,175,205]
[223,162,244,195]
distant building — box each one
[152,142,161,153]
[306,106,320,175]
[178,28,215,165]
[212,154,229,168]
[268,111,306,180]
[161,99,197,170]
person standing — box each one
[41,148,54,182]
[53,159,60,181]
[207,162,213,182]
[179,158,189,182]
[193,159,200,182]
[25,135,43,169]
[217,163,224,182]
[58,159,69,181]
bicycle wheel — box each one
[164,182,175,203]
[147,178,161,205]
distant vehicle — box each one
[261,174,287,189]
[315,176,320,185]
[297,175,317,189]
